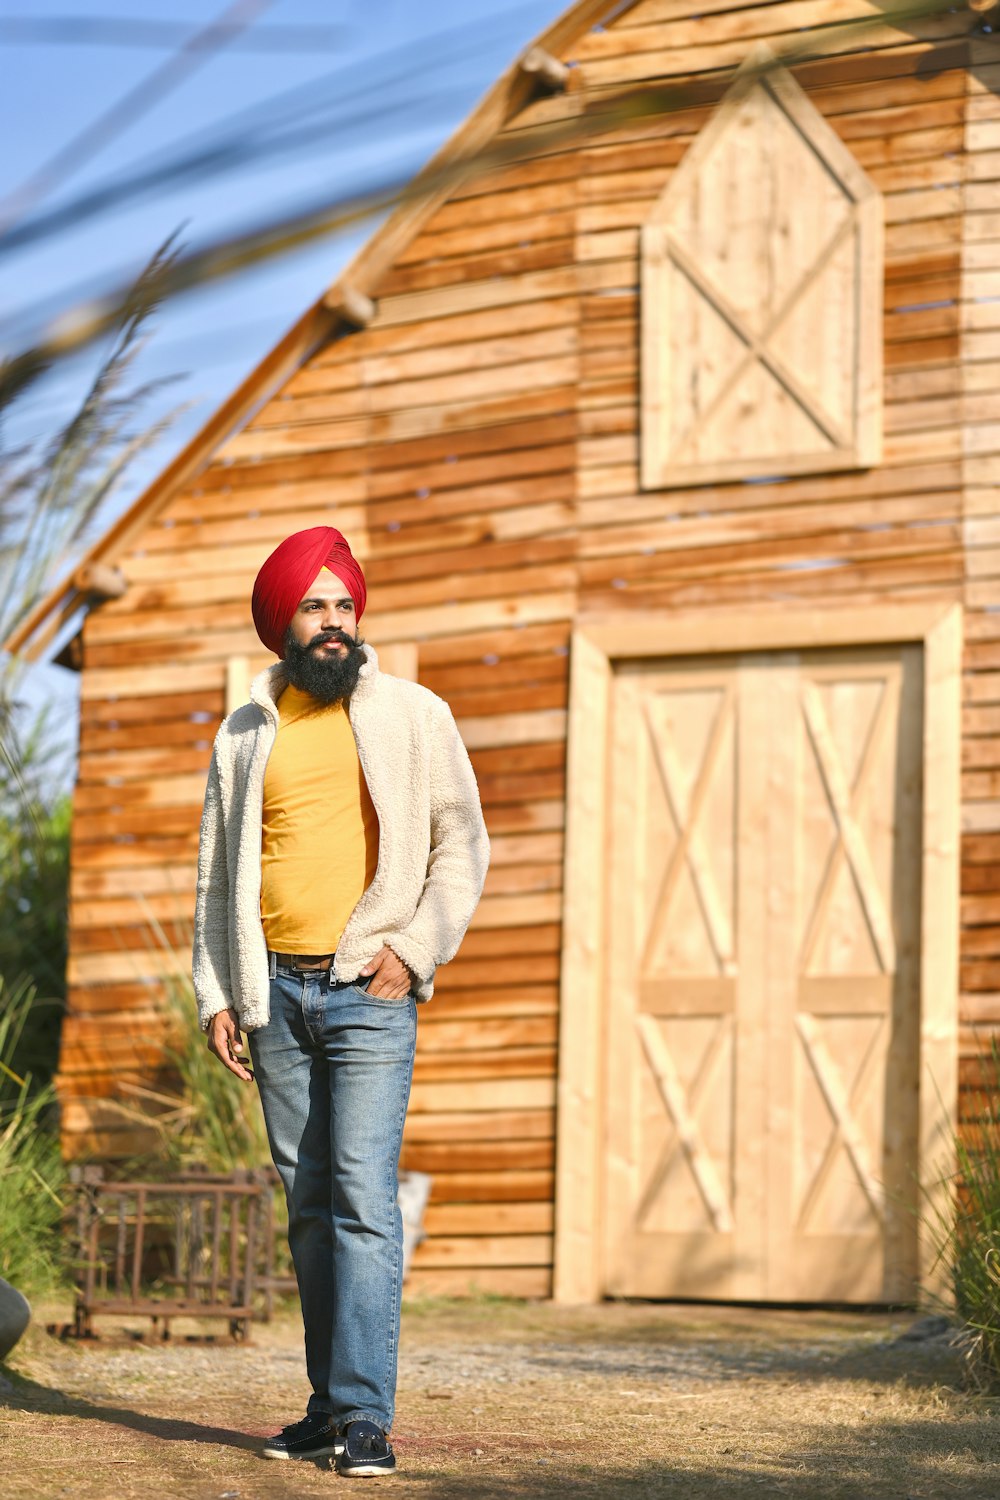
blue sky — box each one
[0,0,565,756]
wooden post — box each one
[553,631,611,1303]
[73,562,127,600]
[519,47,570,91]
[375,642,418,681]
[917,605,962,1299]
[226,656,251,715]
[323,284,376,328]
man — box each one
[192,525,489,1477]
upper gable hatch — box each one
[640,46,883,490]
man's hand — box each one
[206,1007,254,1082]
[360,946,414,1000]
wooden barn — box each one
[7,0,1000,1304]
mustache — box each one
[309,629,356,649]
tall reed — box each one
[161,973,272,1174]
[0,978,68,1297]
[114,960,272,1177]
[923,1039,1000,1388]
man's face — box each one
[282,568,364,702]
[286,568,359,652]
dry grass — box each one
[1,1296,998,1498]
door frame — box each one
[553,602,962,1303]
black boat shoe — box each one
[261,1411,342,1460]
[336,1418,396,1477]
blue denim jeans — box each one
[248,966,417,1433]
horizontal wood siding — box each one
[957,40,1000,1125]
[57,1,998,1295]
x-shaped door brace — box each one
[799,674,898,975]
[664,213,855,461]
[636,1012,735,1234]
[794,1011,886,1227]
[642,687,736,976]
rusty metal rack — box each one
[67,1165,279,1341]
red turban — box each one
[252,526,367,658]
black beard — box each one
[282,627,365,703]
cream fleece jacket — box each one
[192,645,490,1031]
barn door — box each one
[603,646,922,1302]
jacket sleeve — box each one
[191,745,235,1029]
[384,702,490,984]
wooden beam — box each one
[323,284,376,327]
[18,587,87,664]
[74,562,128,601]
[520,47,570,91]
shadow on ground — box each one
[516,1326,967,1392]
[2,1302,998,1499]
[0,1365,260,1454]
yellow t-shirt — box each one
[260,684,380,953]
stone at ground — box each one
[0,1279,30,1362]
[891,1314,956,1345]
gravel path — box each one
[1,1298,998,1498]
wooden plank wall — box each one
[58,0,1000,1295]
[960,36,1000,1131]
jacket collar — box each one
[249,642,380,724]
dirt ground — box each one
[1,1295,998,1499]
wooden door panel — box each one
[605,663,743,1298]
[798,667,902,980]
[635,1012,735,1238]
[779,649,922,1301]
[640,683,737,978]
[794,1012,888,1235]
[604,647,922,1303]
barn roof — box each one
[4,0,635,663]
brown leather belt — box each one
[270,951,335,971]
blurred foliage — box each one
[0,237,185,651]
[0,707,72,1089]
[923,1040,1000,1390]
[0,242,185,1093]
[0,977,70,1299]
[0,249,187,1305]
[949,1044,1000,1388]
[118,970,272,1175]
